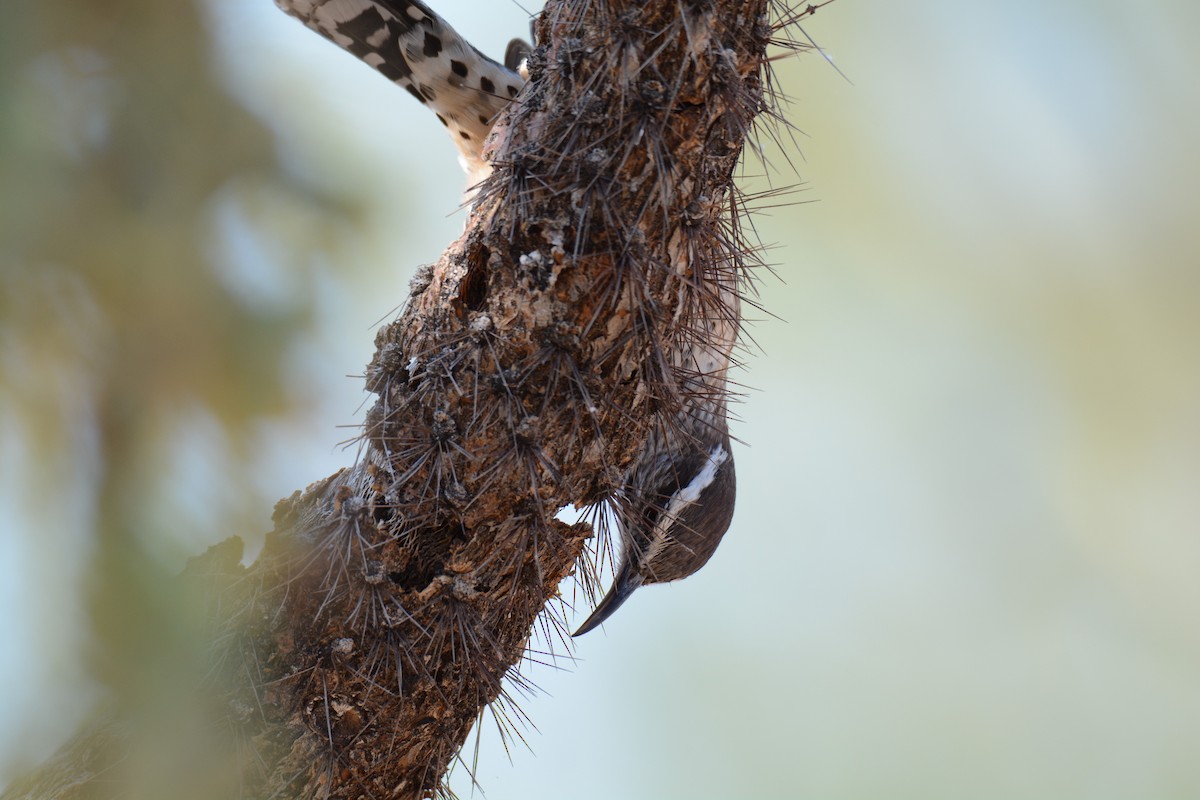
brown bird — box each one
[574,411,737,636]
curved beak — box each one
[572,567,641,637]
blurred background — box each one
[2,0,1198,797]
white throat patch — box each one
[644,444,730,565]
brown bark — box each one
[2,0,820,797]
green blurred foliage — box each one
[0,1,355,792]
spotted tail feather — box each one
[276,0,525,180]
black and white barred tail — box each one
[276,0,525,182]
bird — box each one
[573,409,737,636]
